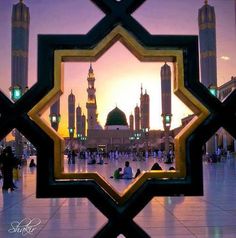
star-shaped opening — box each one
[28,25,209,204]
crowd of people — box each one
[67,149,175,164]
[203,147,232,163]
[0,145,175,192]
[66,148,175,180]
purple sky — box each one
[0,0,235,134]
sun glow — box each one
[48,42,192,137]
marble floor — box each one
[0,155,236,237]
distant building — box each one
[217,77,236,151]
[65,64,197,152]
[198,0,218,154]
[76,104,82,137]
[68,90,75,138]
[129,113,134,131]
[161,62,172,152]
[198,0,217,88]
[134,104,140,131]
[86,64,99,131]
[87,107,131,151]
[11,0,30,92]
[140,85,150,130]
[11,0,30,158]
[218,77,236,101]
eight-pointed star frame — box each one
[28,25,209,205]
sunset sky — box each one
[0,0,235,137]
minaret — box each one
[11,0,30,159]
[76,104,82,138]
[198,0,217,154]
[129,113,134,131]
[134,104,140,131]
[140,87,150,130]
[198,0,217,87]
[161,63,172,152]
[86,64,98,131]
[81,114,86,137]
[68,90,75,138]
[11,0,30,93]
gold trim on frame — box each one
[28,25,209,204]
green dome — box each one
[105,107,128,126]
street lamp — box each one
[165,115,171,127]
[208,85,218,97]
[10,85,22,101]
[144,128,149,157]
[69,128,74,134]
[52,115,57,123]
[77,133,82,139]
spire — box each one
[145,89,147,94]
[89,62,93,73]
[70,89,73,95]
[141,83,143,95]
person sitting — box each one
[134,168,141,178]
[122,161,133,179]
[113,168,122,179]
[87,157,96,165]
[151,162,162,170]
[29,159,36,168]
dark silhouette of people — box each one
[0,146,17,192]
[29,159,36,168]
[151,162,162,170]
[134,168,141,178]
[87,154,96,164]
[71,150,76,164]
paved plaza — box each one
[0,155,236,237]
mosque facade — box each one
[66,64,172,152]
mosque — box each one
[66,64,166,152]
[3,0,236,156]
[63,0,236,154]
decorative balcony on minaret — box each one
[198,0,217,87]
[86,64,98,131]
[161,62,172,152]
